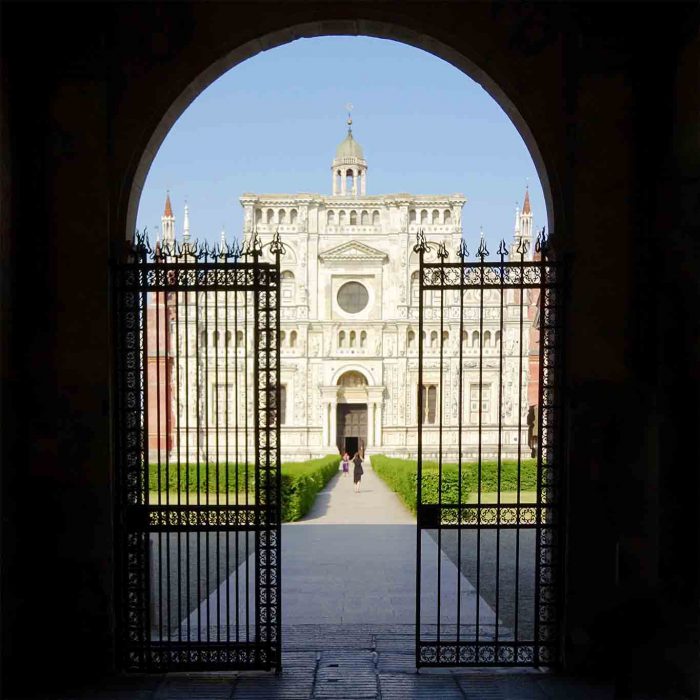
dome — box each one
[335,131,364,162]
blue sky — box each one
[136,36,546,249]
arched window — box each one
[278,209,286,224]
[350,210,357,225]
[484,330,492,347]
[339,210,346,225]
[472,330,480,347]
[201,331,207,346]
[432,209,440,224]
[372,210,380,225]
[255,208,262,223]
[290,330,297,348]
[266,209,274,224]
[236,330,244,348]
[444,210,452,224]
[225,330,232,347]
[327,210,335,225]
[361,210,369,225]
[409,209,417,223]
[462,330,468,344]
[337,371,367,387]
[349,330,357,348]
[213,330,220,347]
[280,385,287,426]
[339,331,346,348]
[281,270,295,301]
[442,330,449,344]
[360,330,367,348]
[280,330,286,346]
[411,271,420,305]
[430,331,438,348]
[290,209,298,224]
[420,209,428,224]
[408,329,415,349]
[345,169,354,192]
[495,330,501,346]
[421,385,437,425]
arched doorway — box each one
[118,13,564,677]
[336,370,369,456]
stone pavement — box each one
[26,460,662,698]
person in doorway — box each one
[352,451,364,493]
[340,451,350,477]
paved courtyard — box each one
[31,460,652,699]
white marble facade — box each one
[163,123,535,461]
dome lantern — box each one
[331,108,367,196]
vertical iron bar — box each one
[225,275,231,648]
[234,267,241,647]
[155,284,163,646]
[185,270,191,644]
[139,259,151,669]
[253,248,262,664]
[275,245,283,664]
[495,246,506,648]
[244,249,251,646]
[205,268,211,644]
[476,251,484,647]
[514,249,525,646]
[415,243,424,667]
[456,263,465,649]
[437,257,445,648]
[214,269,220,643]
[176,276,184,648]
[534,249,547,666]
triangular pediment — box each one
[318,240,388,262]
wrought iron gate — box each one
[114,232,282,671]
[415,230,563,667]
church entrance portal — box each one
[337,404,367,456]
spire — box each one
[346,102,353,135]
[161,192,175,242]
[522,186,531,215]
[183,203,190,241]
[164,191,173,218]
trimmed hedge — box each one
[148,454,340,522]
[371,455,537,514]
[148,461,255,496]
[279,455,341,522]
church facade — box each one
[151,122,536,461]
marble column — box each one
[321,401,329,446]
[361,170,366,195]
[341,170,346,195]
[375,401,383,447]
[329,400,338,450]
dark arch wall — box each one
[2,3,699,697]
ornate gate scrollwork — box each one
[415,229,563,668]
[114,232,282,671]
